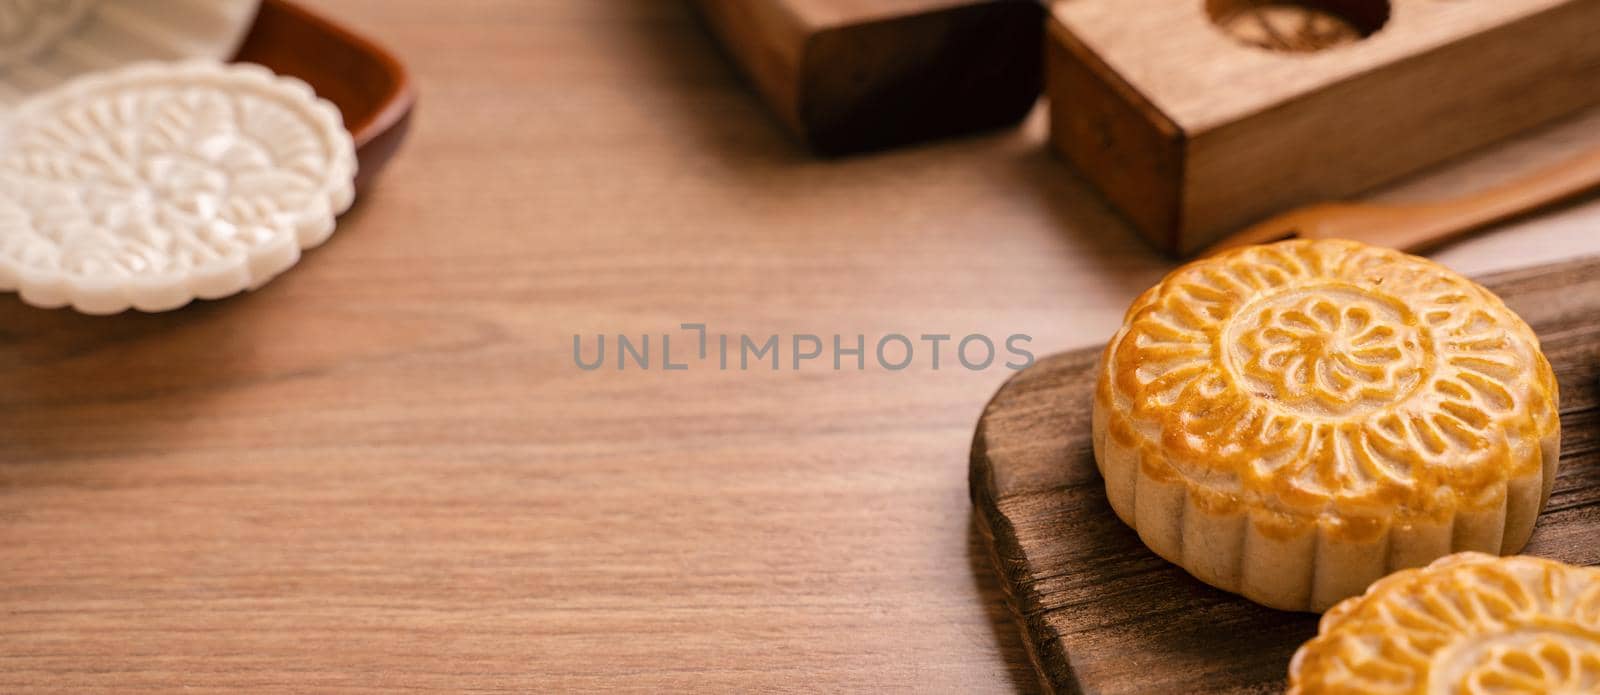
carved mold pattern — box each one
[1290,553,1600,695]
[0,61,356,313]
[1211,2,1370,53]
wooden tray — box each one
[234,0,416,195]
[970,256,1600,694]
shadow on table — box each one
[1002,140,1175,295]
[608,0,810,168]
[0,288,279,472]
[969,515,1046,695]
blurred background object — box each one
[0,0,259,103]
[694,0,1044,154]
[1203,144,1600,256]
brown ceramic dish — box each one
[234,0,416,196]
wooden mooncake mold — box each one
[1092,239,1560,612]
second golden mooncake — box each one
[1288,553,1600,694]
[1091,239,1560,612]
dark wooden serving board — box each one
[970,256,1600,694]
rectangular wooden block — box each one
[695,0,1044,154]
[1047,0,1600,255]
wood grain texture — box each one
[1047,0,1600,254]
[693,0,1043,153]
[0,0,1599,691]
[971,256,1600,694]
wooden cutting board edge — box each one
[971,351,1095,695]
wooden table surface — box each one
[4,1,1599,691]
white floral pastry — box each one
[0,61,355,313]
[1092,239,1560,612]
[1288,553,1600,694]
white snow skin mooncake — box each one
[0,60,356,314]
[1092,239,1561,612]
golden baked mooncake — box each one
[1092,239,1559,612]
[1289,553,1600,694]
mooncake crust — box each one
[1091,239,1560,611]
[1288,553,1600,694]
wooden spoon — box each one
[1203,146,1600,256]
